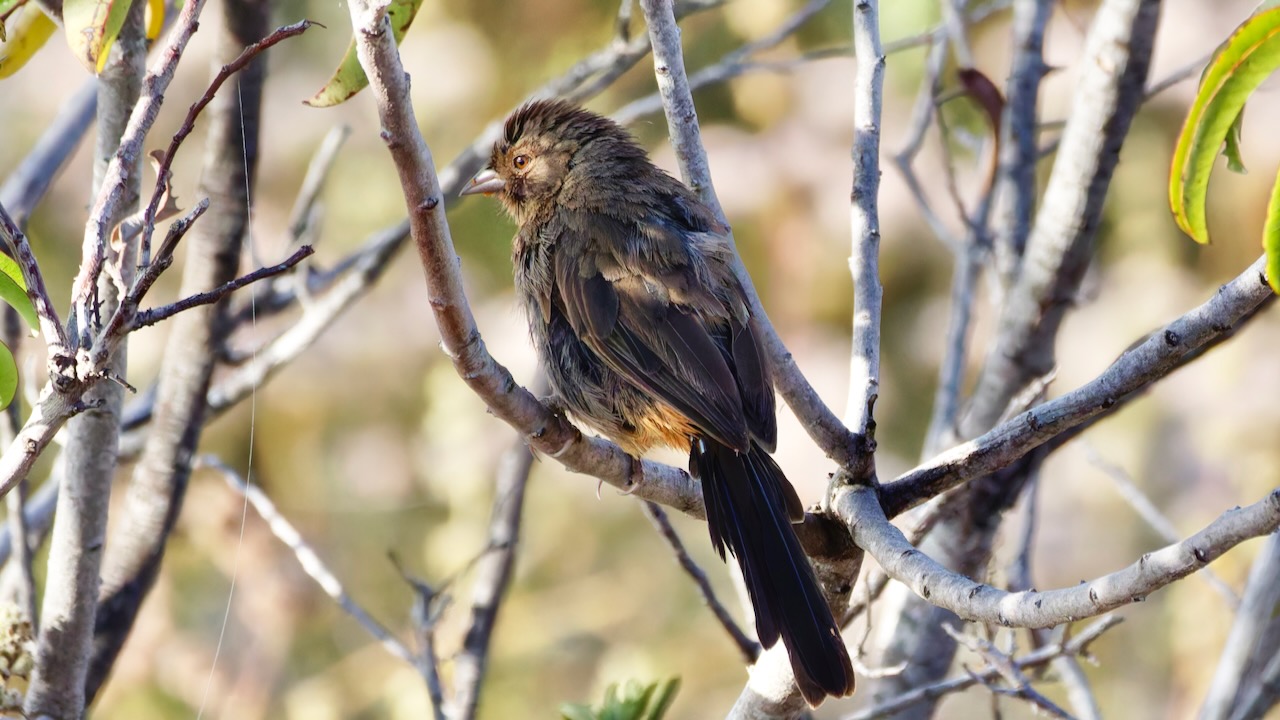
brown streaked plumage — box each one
[461,99,856,706]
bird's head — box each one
[460,100,648,224]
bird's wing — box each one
[552,228,752,451]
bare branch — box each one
[130,246,314,329]
[88,0,274,700]
[960,0,1161,436]
[847,616,1119,719]
[1083,443,1240,608]
[394,562,450,720]
[26,7,149,715]
[642,501,761,664]
[844,0,885,474]
[70,0,211,348]
[206,457,416,665]
[992,0,1053,283]
[135,19,315,268]
[1201,532,1280,720]
[837,484,1280,629]
[881,255,1275,517]
[943,624,1073,719]
[287,123,351,247]
[447,434,535,720]
[0,203,70,356]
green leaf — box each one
[1223,111,1247,174]
[1265,165,1280,293]
[305,0,424,107]
[559,704,597,720]
[643,678,680,720]
[0,4,56,79]
[559,678,680,720]
[0,253,36,333]
[1169,6,1280,243]
[63,0,132,74]
[0,340,16,410]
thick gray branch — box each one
[86,0,269,702]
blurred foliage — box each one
[0,0,1275,719]
[560,677,680,720]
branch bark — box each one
[844,0,885,470]
[838,484,1279,628]
[25,5,147,715]
[86,0,271,702]
[446,434,535,720]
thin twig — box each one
[205,456,417,665]
[1083,443,1240,609]
[447,431,537,720]
[890,37,957,253]
[642,501,761,663]
[993,0,1053,283]
[288,124,351,247]
[943,624,1074,719]
[135,19,316,268]
[131,246,314,329]
[395,563,450,720]
[0,202,69,356]
[71,0,212,348]
[846,616,1119,720]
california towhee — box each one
[462,99,855,705]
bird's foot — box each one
[595,455,644,499]
[618,455,644,496]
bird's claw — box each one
[595,455,644,499]
[618,455,643,496]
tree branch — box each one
[837,484,1279,628]
[446,433,535,720]
[882,254,1274,517]
[843,0,885,481]
[87,0,273,701]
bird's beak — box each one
[460,168,505,197]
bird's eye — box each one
[513,155,529,170]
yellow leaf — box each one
[144,0,164,40]
[63,0,133,75]
[0,5,56,79]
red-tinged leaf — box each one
[305,0,424,108]
[63,0,132,74]
[957,67,1005,200]
[957,68,1004,137]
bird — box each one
[460,99,855,705]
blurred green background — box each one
[1,0,1278,717]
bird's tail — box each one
[691,438,856,705]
